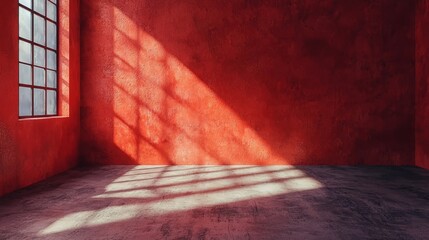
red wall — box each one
[416,0,429,169]
[80,0,416,166]
[0,0,80,196]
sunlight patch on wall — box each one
[111,7,287,165]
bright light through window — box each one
[18,0,58,118]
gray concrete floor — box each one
[0,165,428,240]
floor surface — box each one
[0,165,428,240]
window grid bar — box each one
[44,1,47,115]
[31,0,34,116]
[19,83,58,91]
[19,60,57,71]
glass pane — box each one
[47,90,57,115]
[47,50,56,70]
[34,88,45,116]
[19,0,32,8]
[19,7,32,41]
[34,15,46,46]
[34,46,45,67]
[47,21,57,50]
[19,63,32,85]
[19,40,32,64]
[47,70,57,88]
[34,0,45,15]
[19,87,32,117]
[50,0,57,4]
[47,1,56,21]
[34,67,45,87]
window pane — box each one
[34,88,45,116]
[19,0,32,8]
[34,45,45,67]
[34,0,45,15]
[47,21,57,50]
[34,15,46,46]
[47,70,57,88]
[47,90,57,115]
[50,0,57,4]
[47,50,56,70]
[47,1,56,21]
[19,7,32,41]
[34,67,45,87]
[19,87,32,116]
[19,40,32,64]
[19,63,32,85]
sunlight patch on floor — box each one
[39,165,323,235]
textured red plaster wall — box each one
[80,0,415,165]
[0,0,80,196]
[416,0,429,169]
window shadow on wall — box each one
[80,0,416,166]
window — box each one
[18,0,58,118]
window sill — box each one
[18,116,68,121]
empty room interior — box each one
[1,0,429,239]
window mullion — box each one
[44,0,47,115]
[31,0,34,117]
